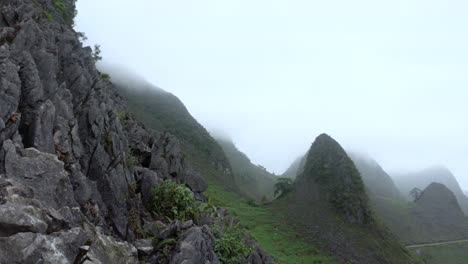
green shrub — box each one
[126,148,140,168]
[31,0,53,21]
[150,180,200,222]
[53,0,77,26]
[211,222,254,264]
[246,199,259,207]
[101,73,111,81]
[273,177,294,198]
[118,111,127,123]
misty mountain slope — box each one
[372,182,468,244]
[281,154,306,179]
[393,167,468,215]
[113,77,239,191]
[349,153,402,200]
[349,156,468,244]
[276,134,420,264]
[0,1,272,263]
[214,137,276,201]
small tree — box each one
[92,44,102,61]
[409,187,422,201]
[274,178,294,198]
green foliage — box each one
[128,206,144,239]
[52,0,77,26]
[118,111,128,124]
[150,180,200,222]
[92,44,102,61]
[103,131,113,152]
[410,187,423,202]
[211,222,254,264]
[153,238,177,249]
[246,199,259,207]
[101,73,111,81]
[126,148,140,168]
[274,177,294,198]
[31,0,53,21]
[77,31,88,43]
[410,241,468,264]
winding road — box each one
[406,239,468,248]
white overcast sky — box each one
[76,0,468,189]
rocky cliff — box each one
[0,0,269,263]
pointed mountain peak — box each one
[297,133,372,224]
[416,182,465,219]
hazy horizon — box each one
[76,0,468,190]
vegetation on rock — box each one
[150,180,204,222]
[273,178,294,198]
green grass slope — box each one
[215,137,276,201]
[409,241,468,264]
[205,178,339,264]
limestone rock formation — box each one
[0,0,269,263]
[296,134,372,224]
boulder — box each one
[170,226,219,264]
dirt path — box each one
[407,239,468,248]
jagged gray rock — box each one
[0,0,270,263]
[170,226,220,264]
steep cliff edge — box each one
[0,1,270,263]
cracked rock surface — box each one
[0,0,271,263]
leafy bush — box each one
[101,73,111,81]
[246,199,259,207]
[126,149,140,168]
[92,44,102,61]
[273,177,294,198]
[211,222,254,264]
[150,180,200,222]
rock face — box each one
[0,1,269,263]
[296,134,372,224]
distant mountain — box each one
[281,155,306,179]
[275,134,419,264]
[416,183,465,221]
[412,183,468,241]
[215,137,275,201]
[393,167,468,215]
[349,153,401,200]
